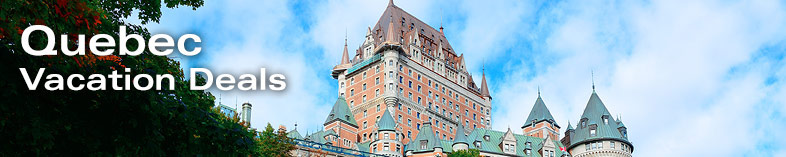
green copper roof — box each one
[357,141,371,152]
[324,96,358,127]
[440,140,455,153]
[305,130,337,144]
[567,121,574,130]
[568,91,631,150]
[377,108,397,131]
[453,123,469,145]
[617,119,626,128]
[522,95,559,128]
[406,122,442,152]
[288,128,303,140]
[466,128,567,156]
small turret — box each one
[241,102,252,126]
[452,123,469,152]
[481,69,491,99]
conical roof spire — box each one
[480,68,490,98]
[568,91,631,148]
[407,122,442,151]
[341,34,350,64]
[522,93,557,128]
[453,120,468,145]
[377,108,397,131]
[324,96,358,127]
[384,14,398,45]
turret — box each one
[522,90,560,140]
[452,122,469,152]
[481,69,491,100]
[369,108,403,156]
[241,102,252,126]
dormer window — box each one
[602,115,610,125]
[474,141,482,148]
[525,149,531,155]
[420,140,427,149]
[483,135,490,141]
[531,120,536,127]
[589,124,597,137]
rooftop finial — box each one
[591,70,596,92]
[389,0,394,6]
[345,28,348,46]
[294,122,298,130]
[537,85,541,97]
[440,8,444,33]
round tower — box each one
[370,109,403,156]
[241,102,252,126]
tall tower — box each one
[521,92,560,140]
[241,102,252,126]
[330,0,491,147]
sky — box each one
[137,0,786,156]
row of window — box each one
[585,141,631,153]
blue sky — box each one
[137,0,786,156]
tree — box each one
[258,123,297,157]
[0,0,262,156]
[449,149,480,157]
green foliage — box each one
[257,123,297,157]
[0,0,270,156]
[449,149,480,157]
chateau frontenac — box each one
[283,1,633,156]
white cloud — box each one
[144,0,786,155]
[486,0,786,156]
[146,0,335,131]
